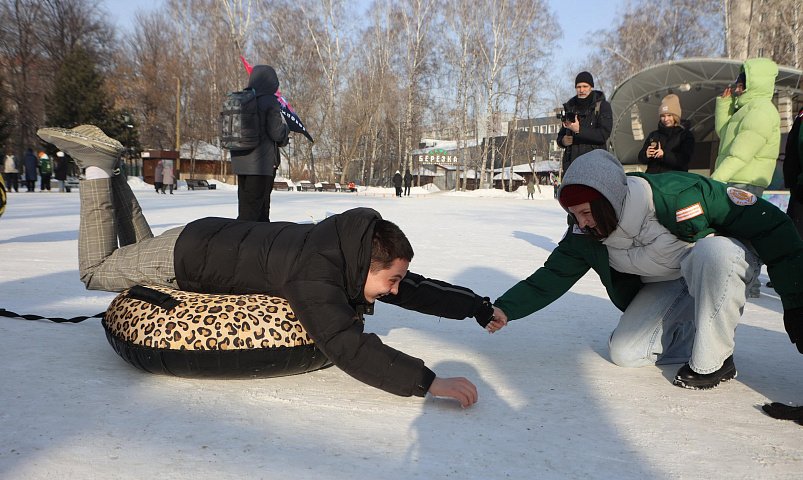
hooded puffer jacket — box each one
[712,58,781,188]
[172,207,488,397]
[230,65,290,176]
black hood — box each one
[248,65,279,95]
[334,208,381,303]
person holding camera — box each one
[637,94,695,174]
[556,71,613,175]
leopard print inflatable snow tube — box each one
[102,285,332,378]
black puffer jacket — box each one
[556,90,613,173]
[784,108,803,200]
[637,120,696,174]
[173,207,488,397]
[230,65,290,176]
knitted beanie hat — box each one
[659,94,681,118]
[557,150,628,220]
[559,184,603,207]
[575,71,594,87]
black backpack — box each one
[220,88,262,151]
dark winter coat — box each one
[23,150,38,181]
[230,65,290,176]
[393,172,403,188]
[172,207,488,398]
[637,120,696,173]
[404,171,413,187]
[54,156,69,181]
[784,108,803,199]
[556,90,613,173]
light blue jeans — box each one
[608,236,760,374]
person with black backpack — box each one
[225,65,290,222]
[556,71,613,175]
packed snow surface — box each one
[1,182,801,479]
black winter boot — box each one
[673,355,736,390]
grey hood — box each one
[558,150,628,220]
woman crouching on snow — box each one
[491,150,803,389]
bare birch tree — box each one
[442,0,480,191]
[474,0,554,187]
[297,0,352,182]
[588,0,724,88]
[396,0,439,186]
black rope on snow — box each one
[0,308,104,323]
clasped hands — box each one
[485,306,508,333]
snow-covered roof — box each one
[494,162,560,174]
[493,171,525,181]
[410,138,480,156]
[180,141,229,161]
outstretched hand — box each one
[722,87,732,98]
[429,377,478,407]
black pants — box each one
[404,185,411,196]
[238,175,274,222]
[26,179,35,191]
[40,174,51,191]
[2,173,18,192]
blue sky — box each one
[105,0,621,101]
[105,0,622,65]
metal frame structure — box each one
[609,58,803,170]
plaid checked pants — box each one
[79,176,182,292]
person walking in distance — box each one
[404,169,413,196]
[3,148,20,193]
[22,148,38,192]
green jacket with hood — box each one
[495,151,803,321]
[711,58,780,189]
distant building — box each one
[507,116,563,165]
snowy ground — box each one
[1,181,801,479]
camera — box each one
[556,111,577,123]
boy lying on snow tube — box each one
[37,125,505,407]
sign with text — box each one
[419,148,458,165]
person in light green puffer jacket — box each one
[711,58,781,188]
[712,58,780,189]
[712,57,781,298]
